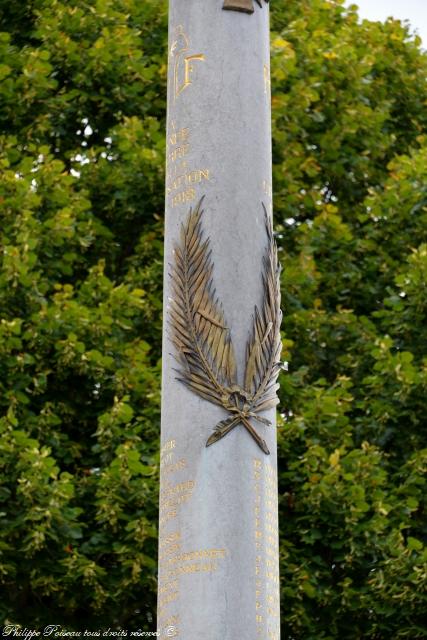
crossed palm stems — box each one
[169,198,282,455]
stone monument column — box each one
[158,1,281,638]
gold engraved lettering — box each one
[158,579,179,595]
[168,144,190,164]
[170,26,205,101]
[253,457,281,638]
[159,509,177,527]
[166,548,227,565]
[266,571,280,584]
[169,128,190,146]
[161,452,174,465]
[166,127,210,208]
[265,545,276,558]
[158,590,179,608]
[159,439,188,478]
[163,546,227,582]
[158,542,182,561]
[161,494,192,510]
[167,169,210,194]
[158,527,182,635]
[162,480,194,496]
[162,458,188,476]
[160,439,176,458]
[166,561,218,579]
[263,179,273,200]
[159,479,195,526]
[178,55,206,98]
[158,613,179,626]
[159,530,181,548]
[264,64,271,95]
[172,188,196,208]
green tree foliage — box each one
[0,0,425,636]
[0,0,167,627]
[271,2,427,637]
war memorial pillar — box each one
[158,2,281,638]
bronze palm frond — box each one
[169,197,282,455]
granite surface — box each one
[158,2,280,638]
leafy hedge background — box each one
[0,0,426,637]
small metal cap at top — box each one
[223,0,269,14]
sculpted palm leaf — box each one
[244,205,282,412]
[170,198,282,455]
[169,198,237,407]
